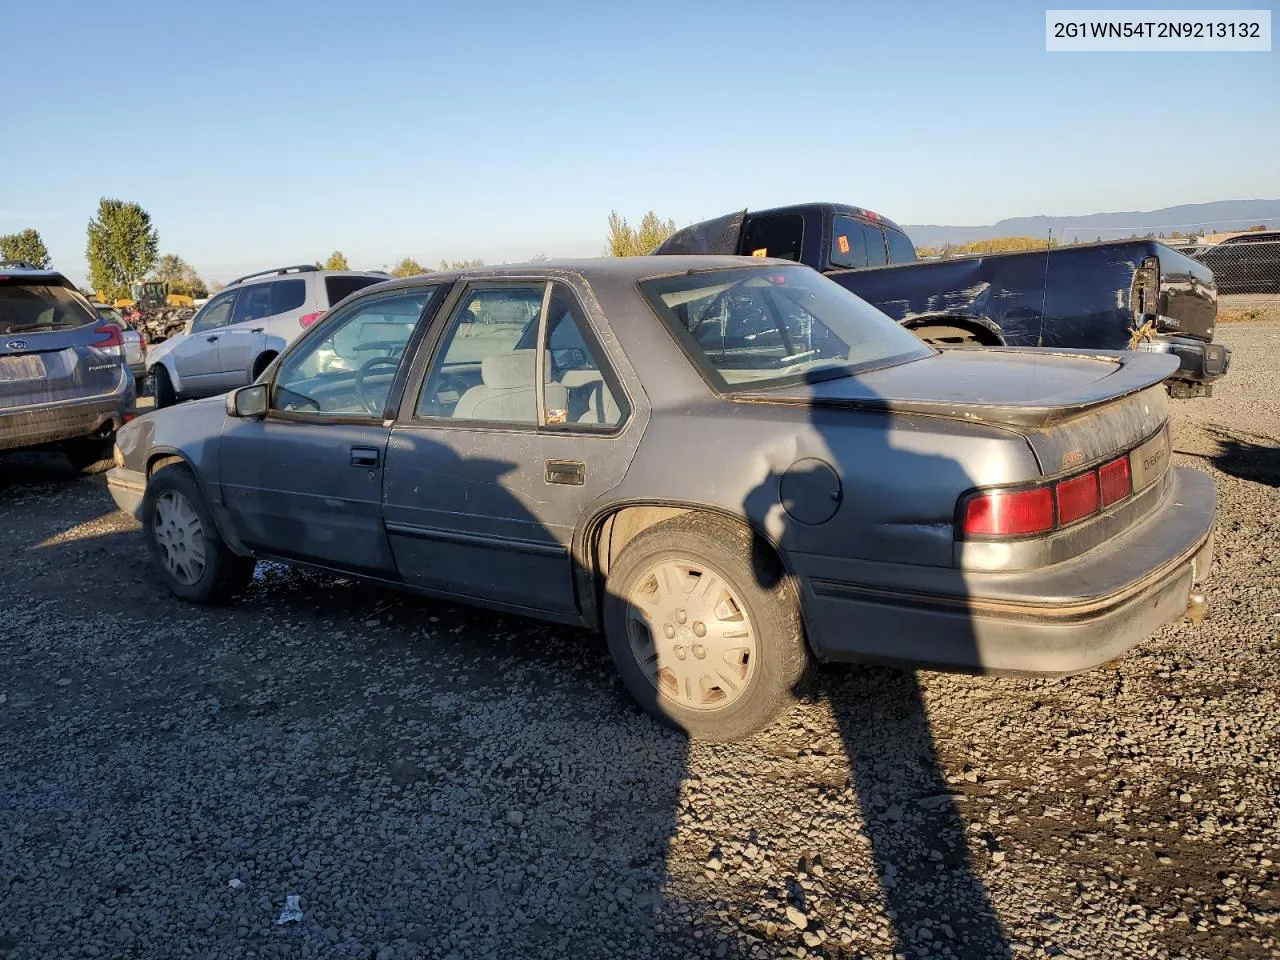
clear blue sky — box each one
[1,0,1276,285]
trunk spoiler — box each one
[736,349,1181,429]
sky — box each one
[1,0,1276,286]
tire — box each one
[134,375,148,396]
[912,324,983,346]
[64,437,115,475]
[143,463,255,604]
[603,514,808,741]
[153,365,176,408]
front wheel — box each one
[603,515,808,741]
[143,464,255,604]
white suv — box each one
[147,265,389,407]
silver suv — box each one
[146,265,389,407]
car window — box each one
[640,264,931,391]
[418,284,545,423]
[231,282,274,324]
[538,286,624,428]
[886,228,918,264]
[272,278,307,314]
[325,275,385,307]
[0,282,97,334]
[272,289,432,416]
[831,216,889,269]
[190,291,237,333]
[742,214,804,262]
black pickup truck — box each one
[653,203,1231,397]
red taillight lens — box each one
[1055,471,1100,526]
[1098,456,1132,507]
[92,322,123,348]
[962,486,1054,537]
[299,311,324,329]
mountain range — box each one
[904,198,1280,247]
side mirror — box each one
[226,383,268,419]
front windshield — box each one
[638,265,930,391]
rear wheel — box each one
[143,464,255,604]
[153,365,176,408]
[912,324,983,346]
[64,436,115,475]
[603,515,808,741]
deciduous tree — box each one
[0,228,51,268]
[324,251,350,270]
[606,210,677,257]
[391,257,424,278]
[152,253,208,298]
[86,198,159,300]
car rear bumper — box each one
[0,390,133,452]
[105,466,146,518]
[797,466,1215,675]
[1138,337,1231,396]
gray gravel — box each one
[2,321,1278,960]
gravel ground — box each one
[2,322,1278,960]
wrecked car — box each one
[107,258,1215,740]
[654,203,1231,398]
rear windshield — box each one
[639,265,930,392]
[325,275,385,307]
[1,282,97,334]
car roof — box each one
[227,265,391,288]
[364,255,798,294]
[0,262,74,287]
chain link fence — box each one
[1184,232,1280,324]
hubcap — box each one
[152,490,206,586]
[625,558,757,712]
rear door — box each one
[1,279,123,411]
[171,289,237,395]
[218,279,308,388]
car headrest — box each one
[480,349,536,389]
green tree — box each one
[0,228,51,268]
[325,251,350,270]
[86,198,159,300]
[390,257,424,278]
[152,253,208,298]
[606,210,677,256]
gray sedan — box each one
[106,257,1215,740]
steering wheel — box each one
[354,357,401,415]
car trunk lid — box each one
[736,347,1177,473]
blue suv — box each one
[1,260,136,472]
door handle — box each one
[251,327,264,333]
[206,335,219,342]
[545,459,585,486]
[350,446,380,468]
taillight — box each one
[299,311,324,329]
[92,322,123,348]
[961,445,1147,539]
[962,487,1054,537]
[1055,471,1100,526]
[1098,456,1132,507]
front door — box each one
[173,289,237,396]
[383,279,642,616]
[217,286,439,575]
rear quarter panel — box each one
[600,398,1037,570]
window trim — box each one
[403,278,632,437]
[263,284,445,426]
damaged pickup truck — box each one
[653,203,1231,398]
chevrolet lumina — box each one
[106,257,1215,740]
